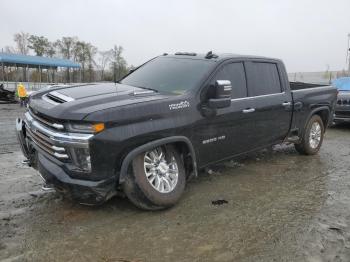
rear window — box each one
[246,62,282,96]
[120,57,214,94]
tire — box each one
[294,115,324,155]
[123,145,186,210]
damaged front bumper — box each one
[37,153,117,205]
[16,117,117,205]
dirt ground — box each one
[0,103,350,262]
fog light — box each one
[70,147,91,172]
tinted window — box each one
[212,62,247,99]
[121,57,214,94]
[246,62,282,96]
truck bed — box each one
[289,82,337,133]
[289,81,329,91]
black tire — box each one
[123,145,186,210]
[294,115,324,155]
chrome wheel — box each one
[144,147,179,193]
[309,122,322,149]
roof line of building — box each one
[0,52,81,69]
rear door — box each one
[244,61,292,147]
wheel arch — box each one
[309,106,331,128]
[313,108,331,128]
[300,106,330,138]
[118,136,198,184]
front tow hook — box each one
[22,159,31,167]
[42,183,55,191]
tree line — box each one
[3,32,131,82]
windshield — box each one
[120,57,214,94]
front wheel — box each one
[294,115,324,155]
[123,145,186,210]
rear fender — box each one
[301,106,331,136]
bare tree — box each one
[55,36,77,59]
[6,33,129,83]
[86,43,97,82]
[98,49,113,81]
[73,41,97,82]
[28,35,50,56]
[111,45,127,82]
[55,37,78,82]
[45,42,56,58]
[74,41,88,81]
[14,32,30,55]
[4,46,15,53]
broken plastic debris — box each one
[212,199,228,206]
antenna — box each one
[205,51,218,59]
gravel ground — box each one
[0,103,350,262]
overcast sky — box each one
[1,0,350,72]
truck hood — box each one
[29,83,170,120]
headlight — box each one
[69,147,91,172]
[66,123,105,133]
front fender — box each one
[118,136,197,183]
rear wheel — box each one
[123,145,186,210]
[294,115,324,155]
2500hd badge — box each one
[169,100,190,110]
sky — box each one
[1,0,350,72]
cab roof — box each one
[163,52,282,63]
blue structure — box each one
[0,52,81,85]
[332,77,350,91]
[0,52,80,68]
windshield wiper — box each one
[133,86,158,93]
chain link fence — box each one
[288,71,350,85]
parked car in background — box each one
[0,84,16,103]
[16,52,337,210]
[332,77,350,123]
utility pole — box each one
[347,33,350,76]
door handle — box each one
[242,108,255,113]
[282,102,292,106]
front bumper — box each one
[334,94,350,123]
[37,153,117,205]
[334,116,350,123]
[16,117,117,205]
[334,107,350,123]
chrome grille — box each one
[24,112,69,159]
[337,98,350,105]
[26,126,68,159]
[24,111,92,161]
[28,108,64,130]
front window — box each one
[120,57,214,94]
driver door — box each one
[194,62,257,166]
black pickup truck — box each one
[16,52,337,210]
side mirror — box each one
[208,80,232,109]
